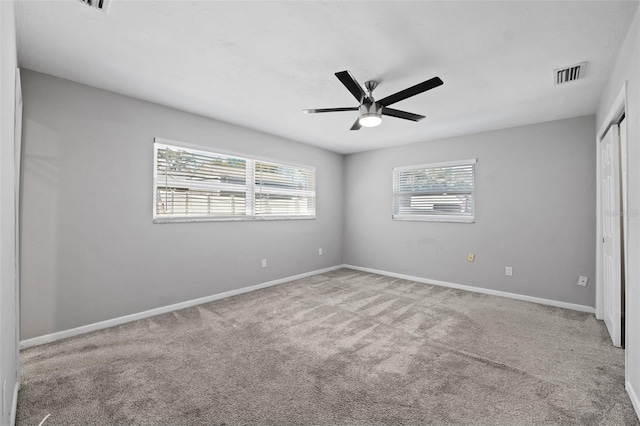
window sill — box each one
[392,215,474,223]
[153,215,316,224]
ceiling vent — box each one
[554,62,586,85]
[78,0,110,12]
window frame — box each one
[153,138,316,223]
[254,158,317,218]
[392,159,476,223]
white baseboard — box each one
[20,265,344,349]
[343,264,596,314]
[627,381,640,420]
[10,381,19,426]
[19,263,596,349]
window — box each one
[392,159,476,223]
[255,160,316,217]
[154,139,315,222]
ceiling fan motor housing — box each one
[359,102,382,127]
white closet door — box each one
[601,124,622,347]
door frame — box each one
[596,83,627,322]
[14,68,22,384]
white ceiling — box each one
[15,0,639,154]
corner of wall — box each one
[0,1,20,425]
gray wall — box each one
[597,5,639,411]
[0,2,19,425]
[344,116,596,307]
[20,70,344,340]
[19,69,600,341]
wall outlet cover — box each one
[467,253,475,262]
[578,276,588,287]
[261,259,267,268]
[505,266,513,276]
[319,248,323,256]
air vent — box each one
[554,62,586,85]
[79,0,110,12]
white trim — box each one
[14,68,22,387]
[10,381,19,426]
[343,265,595,314]
[20,265,343,349]
[393,158,477,171]
[153,215,315,224]
[152,141,159,222]
[626,381,640,421]
[597,84,627,140]
[596,130,602,320]
[596,82,627,321]
[392,215,474,223]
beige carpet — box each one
[17,268,638,425]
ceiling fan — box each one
[303,70,443,130]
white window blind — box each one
[392,159,476,223]
[255,160,316,218]
[153,140,316,222]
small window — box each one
[392,159,476,223]
[154,139,315,222]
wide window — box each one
[392,159,476,223]
[154,139,315,222]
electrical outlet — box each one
[505,266,513,276]
[319,248,323,256]
[467,253,475,262]
[578,276,588,287]
[261,259,267,268]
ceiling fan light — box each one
[359,103,382,127]
[359,114,382,127]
